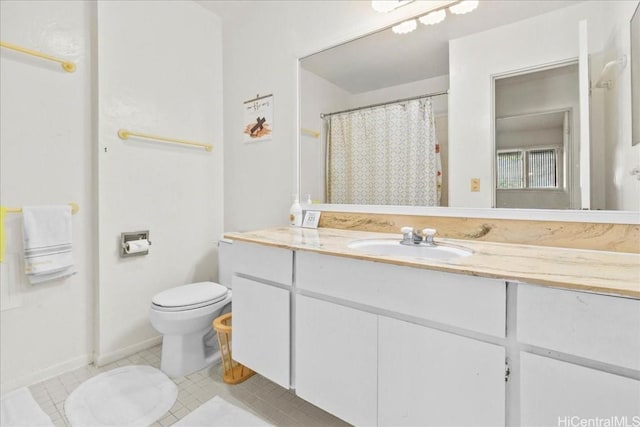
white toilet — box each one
[149,239,233,377]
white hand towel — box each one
[22,205,75,284]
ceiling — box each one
[301,0,582,94]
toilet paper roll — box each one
[124,239,150,254]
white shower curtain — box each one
[326,98,441,206]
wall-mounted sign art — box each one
[243,93,273,142]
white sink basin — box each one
[347,239,473,260]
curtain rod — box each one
[320,89,449,119]
[244,93,273,104]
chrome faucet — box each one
[400,227,437,246]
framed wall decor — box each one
[243,93,273,143]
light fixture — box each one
[392,19,417,34]
[371,0,413,13]
[388,0,479,35]
[449,0,479,15]
[418,9,446,26]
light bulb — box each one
[392,19,417,34]
[449,0,479,15]
[371,1,400,13]
[419,9,446,25]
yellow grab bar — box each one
[0,41,76,73]
[301,128,320,138]
[118,129,212,152]
[5,202,79,215]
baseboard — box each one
[0,354,92,395]
[94,336,162,367]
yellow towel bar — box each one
[301,128,320,138]
[5,203,79,215]
[0,41,76,73]
[117,129,212,152]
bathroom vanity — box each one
[226,227,640,427]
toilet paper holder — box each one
[121,230,151,257]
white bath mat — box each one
[0,387,53,427]
[173,396,272,427]
[64,365,177,427]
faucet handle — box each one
[422,228,436,237]
[422,228,436,245]
[400,226,413,243]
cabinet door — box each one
[520,352,640,427]
[232,276,290,388]
[378,316,506,427]
[295,295,377,426]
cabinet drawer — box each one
[518,283,640,370]
[232,241,292,286]
[296,251,506,337]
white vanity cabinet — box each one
[230,237,640,427]
[517,283,640,426]
[295,251,507,426]
[231,242,292,388]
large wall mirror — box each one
[299,0,640,212]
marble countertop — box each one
[225,227,640,299]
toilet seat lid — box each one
[152,282,228,308]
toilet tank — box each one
[218,238,233,288]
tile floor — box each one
[28,345,349,426]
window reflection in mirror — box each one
[494,64,578,209]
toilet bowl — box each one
[150,282,231,377]
[149,237,235,378]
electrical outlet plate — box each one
[471,178,481,192]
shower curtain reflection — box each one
[326,98,442,206]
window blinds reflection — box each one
[497,151,523,189]
[528,149,558,188]
[497,148,558,189]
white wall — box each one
[601,1,640,211]
[96,1,223,364]
[0,0,224,389]
[348,75,449,114]
[448,1,614,208]
[0,0,94,392]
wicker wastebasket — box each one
[212,313,255,384]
